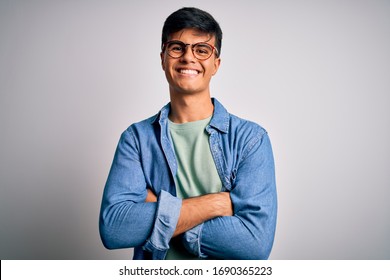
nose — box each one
[180,45,196,62]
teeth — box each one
[180,69,198,75]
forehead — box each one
[168,28,215,44]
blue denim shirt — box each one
[99,98,277,260]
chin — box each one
[173,85,200,94]
[179,88,205,95]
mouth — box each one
[177,68,201,75]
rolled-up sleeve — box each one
[181,224,207,258]
[143,190,182,259]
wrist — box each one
[209,192,233,217]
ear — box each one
[160,52,166,71]
[212,57,221,76]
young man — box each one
[99,7,277,260]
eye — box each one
[168,42,185,53]
[194,44,212,56]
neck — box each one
[169,93,214,123]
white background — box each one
[0,0,389,259]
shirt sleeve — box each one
[99,129,181,259]
[182,132,277,259]
[143,190,182,259]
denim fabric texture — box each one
[99,98,277,259]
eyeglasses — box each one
[162,40,218,60]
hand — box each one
[213,192,233,216]
[145,188,157,202]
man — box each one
[99,7,277,260]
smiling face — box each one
[161,28,221,98]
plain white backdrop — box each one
[0,0,389,259]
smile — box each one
[178,69,200,75]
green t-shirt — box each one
[165,116,222,259]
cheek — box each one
[163,59,175,73]
[161,53,171,71]
[207,64,218,76]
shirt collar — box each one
[151,98,230,134]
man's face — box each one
[161,28,221,96]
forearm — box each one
[145,189,233,237]
[99,201,157,249]
[101,189,181,252]
[173,192,232,237]
[198,214,275,259]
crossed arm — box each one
[100,128,277,259]
[145,189,233,237]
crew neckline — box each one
[168,116,212,130]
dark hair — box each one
[162,7,223,57]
